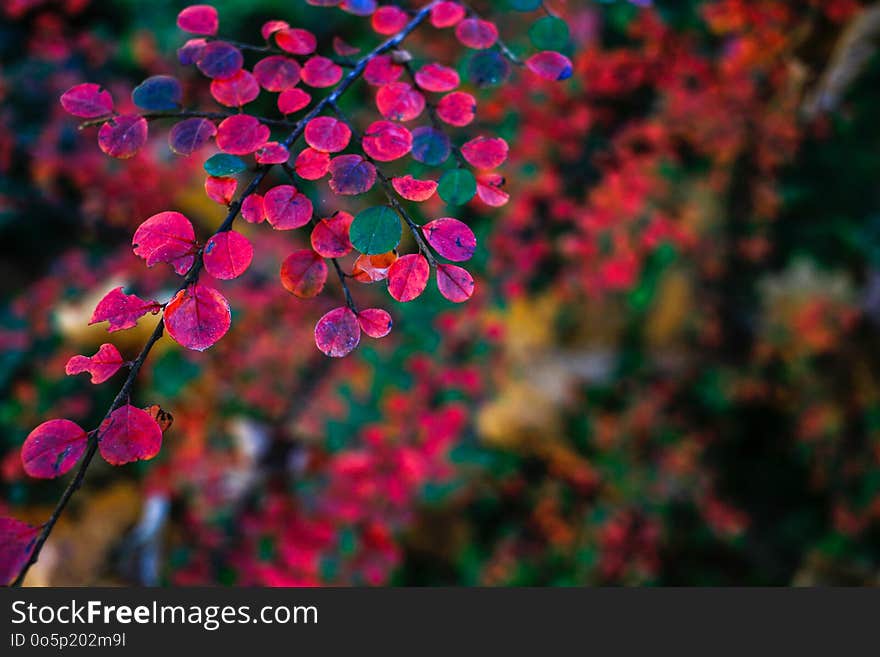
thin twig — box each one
[12,0,439,587]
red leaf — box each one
[275,28,317,55]
[328,154,376,195]
[65,343,125,384]
[376,82,425,122]
[261,20,289,41]
[90,287,161,332]
[210,69,259,107]
[164,283,231,351]
[476,173,509,207]
[169,117,217,156]
[203,230,253,280]
[280,249,328,298]
[391,175,437,202]
[455,18,498,49]
[352,252,397,283]
[216,114,270,155]
[60,83,113,118]
[315,307,361,357]
[21,419,88,479]
[196,41,243,80]
[132,211,197,275]
[431,1,465,28]
[358,308,393,338]
[294,147,330,180]
[423,217,476,262]
[0,517,40,585]
[364,55,403,86]
[526,51,574,81]
[241,193,265,224]
[362,120,412,161]
[305,116,351,153]
[177,5,218,35]
[278,88,312,114]
[387,254,429,302]
[436,263,474,302]
[98,404,162,466]
[263,184,313,229]
[414,63,460,92]
[437,91,476,127]
[301,56,343,88]
[205,175,237,204]
[461,136,508,169]
[98,115,148,159]
[253,55,301,91]
[255,141,290,164]
[372,5,408,35]
[311,211,354,258]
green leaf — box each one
[438,169,477,206]
[204,153,246,177]
[529,16,570,50]
[350,206,401,255]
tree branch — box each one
[12,0,439,587]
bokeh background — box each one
[3,0,880,585]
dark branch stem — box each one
[12,0,439,587]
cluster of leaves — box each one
[0,1,571,585]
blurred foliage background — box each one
[3,0,880,585]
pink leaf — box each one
[392,175,437,202]
[301,56,342,87]
[65,343,125,384]
[305,116,351,153]
[98,115,148,159]
[164,284,231,351]
[294,147,330,180]
[422,217,476,262]
[216,114,270,155]
[526,51,574,81]
[278,88,311,114]
[255,141,290,164]
[60,83,113,118]
[253,55,301,91]
[132,211,197,275]
[455,18,498,50]
[263,184,313,230]
[210,69,259,107]
[358,308,393,338]
[387,254,430,302]
[98,404,163,466]
[311,211,354,258]
[476,173,510,207]
[205,175,237,204]
[414,63,460,92]
[376,82,425,122]
[371,5,408,35]
[461,136,508,169]
[90,287,161,332]
[437,91,476,127]
[203,230,253,280]
[436,263,474,302]
[177,5,219,35]
[364,55,403,86]
[21,419,88,479]
[362,121,412,161]
[275,28,317,56]
[0,518,41,585]
[241,193,265,224]
[315,307,361,358]
[431,2,466,29]
[280,249,328,298]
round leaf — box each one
[350,206,401,255]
